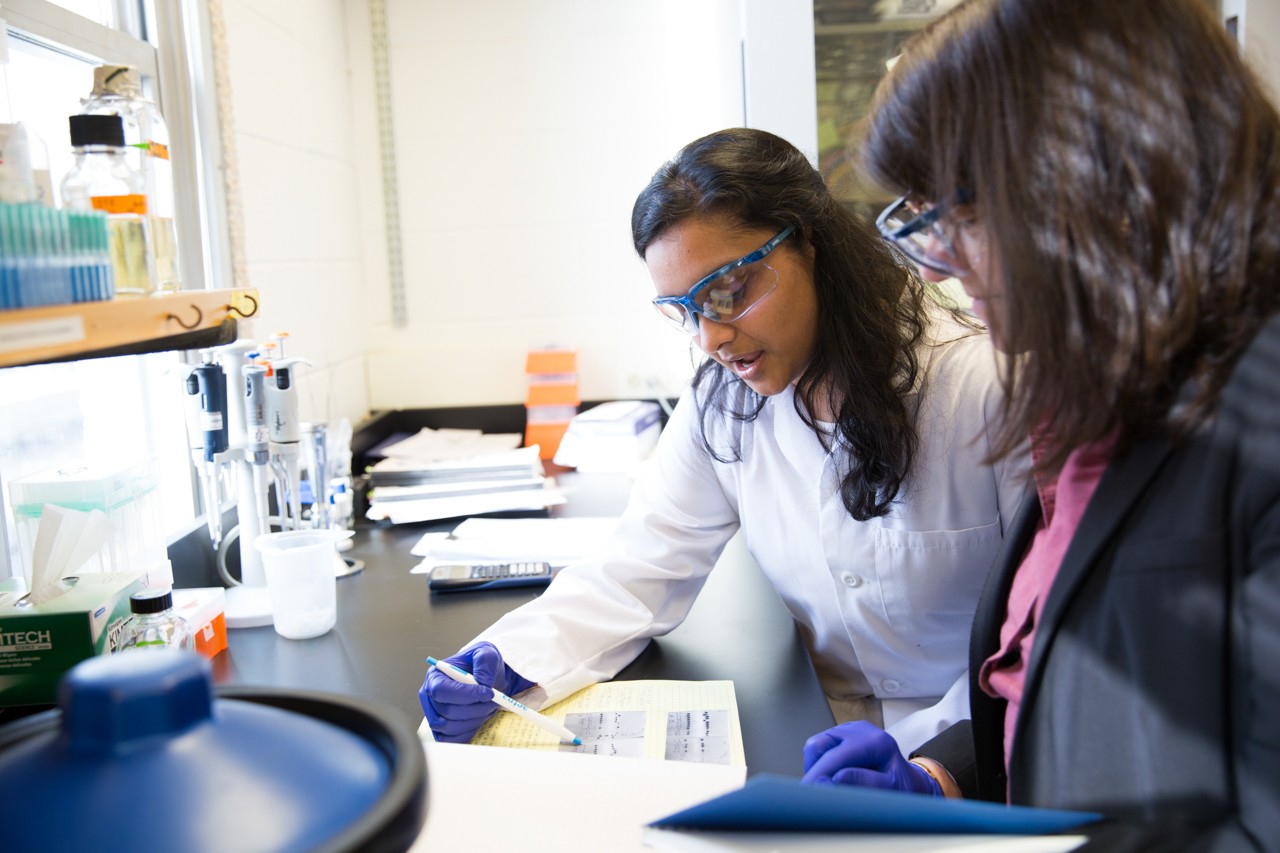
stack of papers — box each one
[370,427,526,464]
[553,400,663,473]
[364,430,566,524]
[409,516,620,572]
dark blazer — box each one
[916,315,1280,851]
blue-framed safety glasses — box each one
[653,225,795,335]
[875,194,971,277]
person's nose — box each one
[919,230,966,280]
[696,316,735,353]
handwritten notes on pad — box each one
[466,680,745,766]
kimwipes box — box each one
[0,572,145,706]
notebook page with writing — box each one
[419,679,746,767]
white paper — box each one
[410,516,620,563]
[366,488,567,525]
[369,444,539,474]
[370,476,549,502]
[374,427,522,461]
[410,741,745,853]
[28,504,113,604]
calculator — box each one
[427,562,554,593]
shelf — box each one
[0,289,259,368]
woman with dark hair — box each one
[801,0,1280,847]
[421,127,1027,756]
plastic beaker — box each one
[254,530,353,639]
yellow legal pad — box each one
[419,679,746,767]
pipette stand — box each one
[216,341,275,629]
[220,450,272,628]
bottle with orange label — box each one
[59,113,151,296]
[79,65,180,293]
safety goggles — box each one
[875,194,972,277]
[652,225,795,335]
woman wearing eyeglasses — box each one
[800,0,1280,847]
[420,127,1028,756]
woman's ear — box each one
[800,229,818,266]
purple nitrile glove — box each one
[801,720,941,795]
[419,641,536,743]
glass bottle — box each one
[118,588,196,652]
[79,65,180,293]
[59,113,152,296]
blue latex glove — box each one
[801,720,941,795]
[419,642,536,743]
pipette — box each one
[242,362,272,537]
[185,355,228,548]
[302,422,331,531]
[265,356,310,530]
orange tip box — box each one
[525,383,581,407]
[525,348,579,459]
[172,587,227,659]
[525,349,577,375]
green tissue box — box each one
[0,572,146,706]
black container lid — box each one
[130,588,174,614]
[69,113,125,147]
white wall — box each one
[219,0,375,428]
[1224,0,1280,102]
[360,0,748,410]
[218,2,1280,420]
[742,0,818,159]
[220,0,819,419]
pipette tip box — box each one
[173,587,227,659]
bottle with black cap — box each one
[80,65,181,293]
[118,588,196,652]
[59,112,152,295]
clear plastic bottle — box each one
[79,65,180,293]
[118,588,196,652]
[0,122,52,205]
[59,113,153,296]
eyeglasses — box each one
[652,225,795,335]
[875,194,972,277]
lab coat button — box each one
[881,679,901,694]
[841,573,862,588]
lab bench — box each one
[210,467,836,778]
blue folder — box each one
[649,774,1102,835]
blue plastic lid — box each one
[0,652,392,852]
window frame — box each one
[0,0,232,575]
[3,0,230,295]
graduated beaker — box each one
[254,529,353,639]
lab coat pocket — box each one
[874,520,1002,633]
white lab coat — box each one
[477,311,1028,754]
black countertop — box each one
[211,470,835,777]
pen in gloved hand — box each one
[426,656,583,746]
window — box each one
[814,1,956,220]
[0,0,224,578]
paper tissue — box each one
[0,504,145,706]
[9,459,172,589]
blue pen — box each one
[428,656,583,745]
